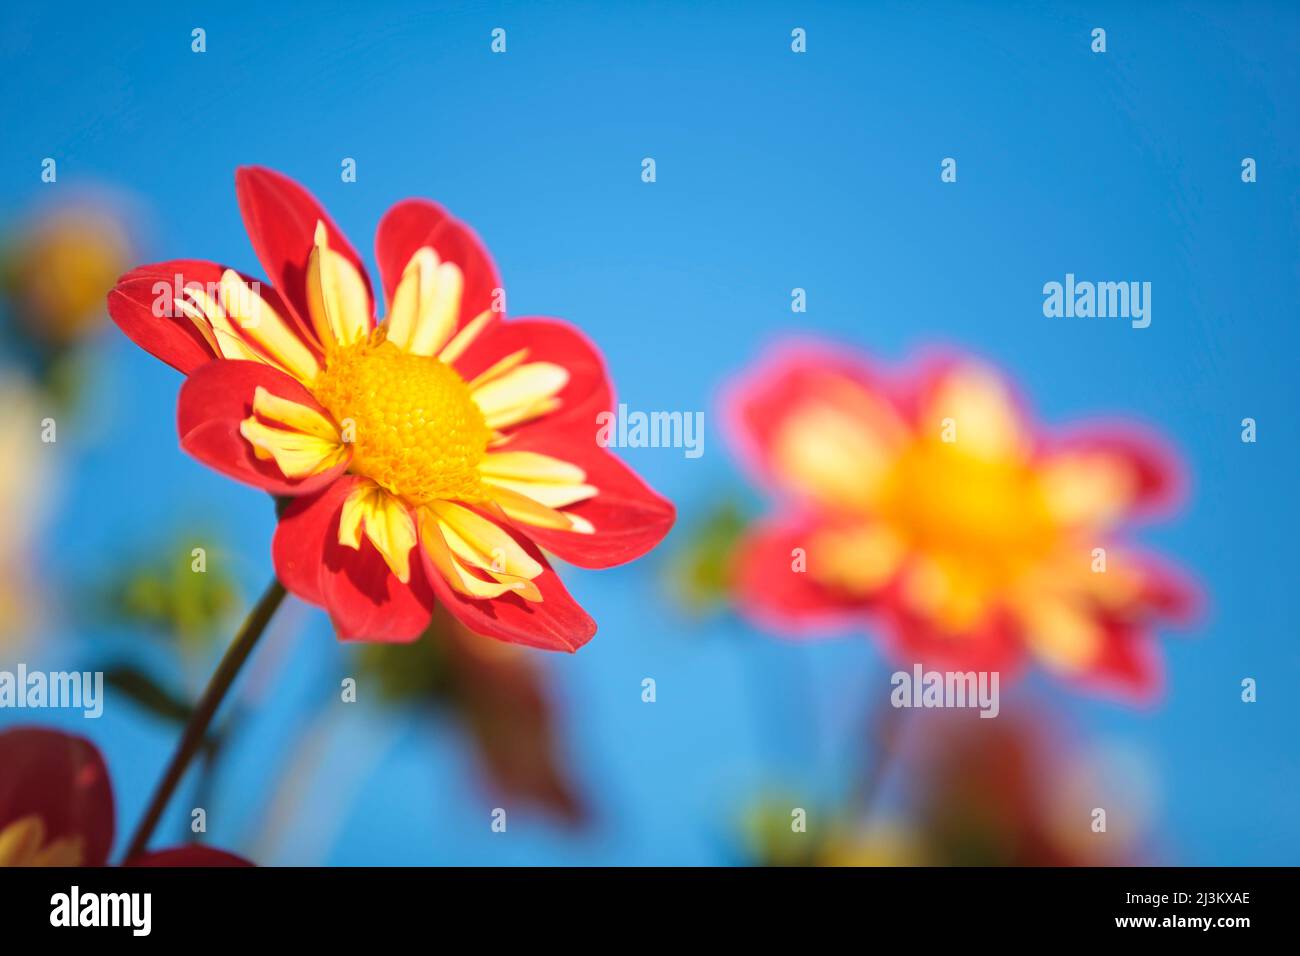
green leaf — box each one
[664,499,750,614]
[102,666,194,726]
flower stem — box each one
[852,692,908,817]
[121,578,286,863]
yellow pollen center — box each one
[876,439,1056,574]
[813,438,1063,632]
[313,332,490,505]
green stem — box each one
[852,692,908,817]
[121,578,286,863]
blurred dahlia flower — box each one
[723,342,1198,700]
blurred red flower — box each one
[723,342,1199,700]
[0,727,247,867]
[107,168,673,649]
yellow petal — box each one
[179,287,265,364]
[30,835,84,867]
[386,248,465,357]
[172,296,221,354]
[479,450,587,483]
[772,406,891,511]
[808,524,905,594]
[479,450,597,508]
[428,501,543,580]
[219,270,321,382]
[486,483,595,534]
[338,480,417,582]
[1015,593,1104,673]
[924,364,1029,461]
[306,221,370,348]
[1040,453,1136,530]
[0,816,45,867]
[418,509,541,600]
[385,247,435,349]
[251,386,339,442]
[438,309,494,364]
[472,362,569,429]
[239,417,347,479]
[468,348,530,390]
[480,476,597,509]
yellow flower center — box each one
[864,439,1059,631]
[877,439,1056,568]
[313,331,491,505]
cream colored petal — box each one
[1040,453,1137,530]
[428,500,543,579]
[239,417,347,479]
[482,397,562,431]
[479,450,596,508]
[385,247,435,349]
[472,362,569,425]
[172,297,221,353]
[386,248,468,357]
[771,389,902,512]
[219,270,320,382]
[479,450,587,484]
[180,287,267,365]
[417,509,541,600]
[251,386,339,442]
[924,364,1030,461]
[438,309,494,364]
[486,483,595,534]
[480,476,597,509]
[338,480,417,582]
[468,349,530,390]
[1015,592,1104,673]
[306,221,371,348]
[807,524,905,595]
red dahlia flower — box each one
[0,727,247,866]
[723,343,1199,701]
[108,168,673,649]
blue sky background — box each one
[1,1,1297,864]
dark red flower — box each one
[0,727,248,867]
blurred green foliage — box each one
[665,499,749,614]
[99,533,241,652]
[356,626,456,706]
[739,794,827,867]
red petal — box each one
[375,198,503,336]
[876,583,1028,677]
[110,260,319,374]
[732,517,876,637]
[1130,555,1202,624]
[454,318,613,433]
[1039,425,1186,521]
[421,520,596,652]
[721,340,905,502]
[499,427,674,569]
[235,166,373,331]
[1069,623,1164,705]
[177,359,348,496]
[0,727,114,867]
[272,477,353,607]
[274,476,435,642]
[125,846,252,866]
[107,260,220,373]
[1066,554,1201,704]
